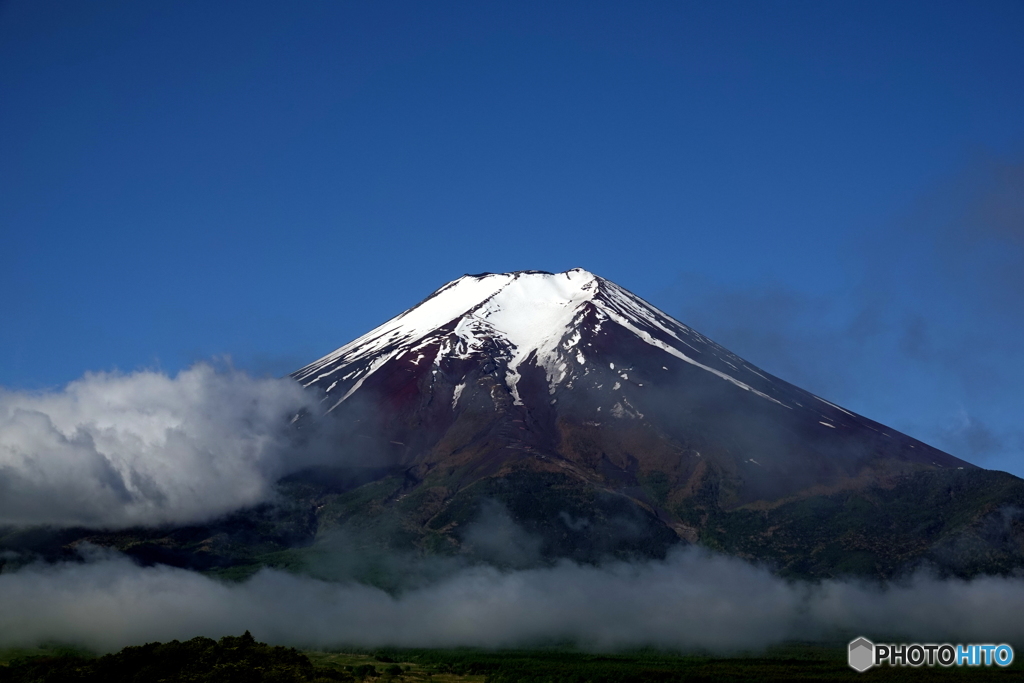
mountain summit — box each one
[295,268,787,411]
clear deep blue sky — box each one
[2,1,1023,474]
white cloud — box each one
[0,364,319,528]
[1,547,1023,653]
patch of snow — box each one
[813,395,857,417]
[622,397,644,418]
[595,304,790,408]
[295,273,513,384]
[328,352,396,411]
[563,330,582,349]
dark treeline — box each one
[0,633,355,683]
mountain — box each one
[3,269,1022,581]
[281,269,1023,578]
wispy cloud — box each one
[664,154,1024,475]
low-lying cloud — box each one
[0,364,325,528]
[1,547,1023,653]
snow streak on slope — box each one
[292,268,789,411]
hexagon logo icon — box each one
[848,637,875,672]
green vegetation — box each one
[3,464,1023,586]
[3,638,1022,682]
[419,468,678,564]
[640,470,672,507]
[697,468,1024,579]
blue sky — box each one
[2,1,1023,475]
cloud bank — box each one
[0,364,323,528]
[1,547,1023,653]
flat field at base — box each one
[2,641,1021,681]
[304,642,1024,682]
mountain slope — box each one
[279,269,1022,578]
[293,268,970,504]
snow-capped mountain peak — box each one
[292,268,785,411]
[289,267,971,504]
